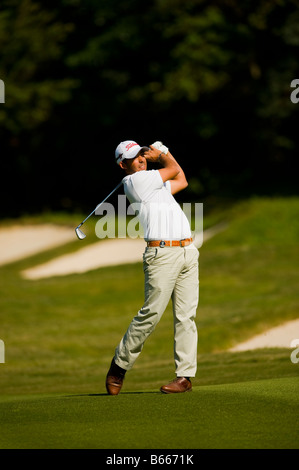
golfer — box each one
[106,140,199,394]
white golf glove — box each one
[151,141,169,155]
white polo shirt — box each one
[122,170,191,241]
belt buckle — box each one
[159,240,166,248]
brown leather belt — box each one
[146,238,193,248]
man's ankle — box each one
[178,376,191,383]
[111,358,127,378]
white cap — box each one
[115,140,149,165]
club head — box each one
[75,227,86,240]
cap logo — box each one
[126,142,138,151]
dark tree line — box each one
[1,0,299,217]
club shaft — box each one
[79,181,123,227]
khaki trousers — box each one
[114,244,199,377]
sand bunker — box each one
[20,222,227,280]
[21,237,146,279]
[0,225,74,266]
[229,319,299,351]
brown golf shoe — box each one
[160,377,192,394]
[106,359,126,395]
[106,375,124,395]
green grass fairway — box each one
[0,197,299,449]
[0,377,297,449]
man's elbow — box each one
[181,177,188,190]
[177,171,188,190]
[170,179,188,195]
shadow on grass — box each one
[65,391,161,397]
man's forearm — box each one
[158,151,180,172]
[160,152,187,183]
[158,151,188,194]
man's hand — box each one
[151,141,169,155]
[144,145,164,162]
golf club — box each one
[75,181,123,240]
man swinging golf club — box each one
[106,140,199,394]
